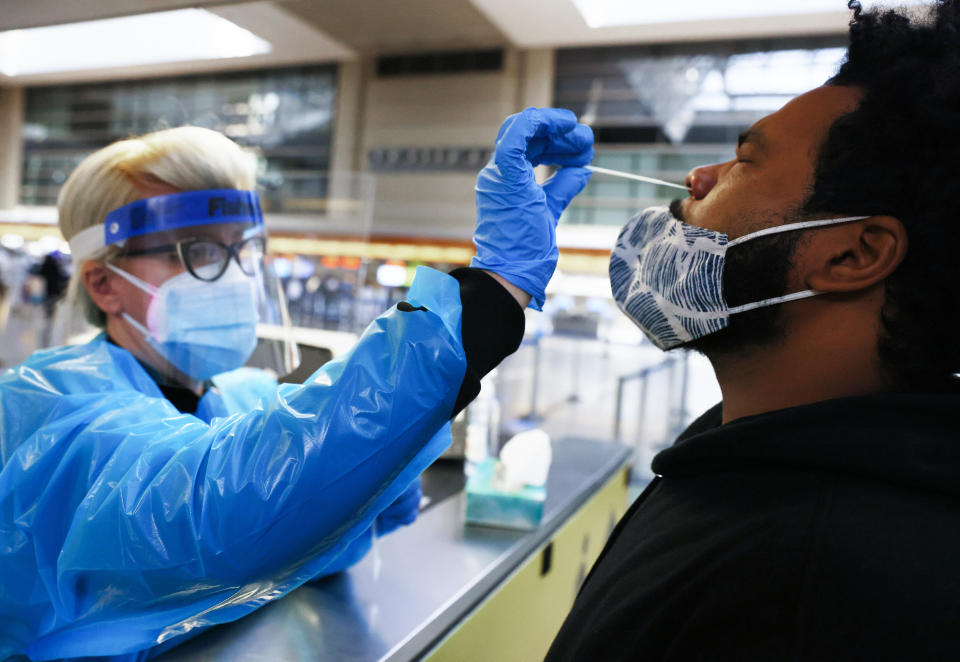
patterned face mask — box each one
[608,205,869,350]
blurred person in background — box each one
[38,252,68,310]
[0,111,593,660]
[38,252,69,346]
[0,278,9,356]
[545,1,960,660]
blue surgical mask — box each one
[609,205,870,351]
[107,262,260,380]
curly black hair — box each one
[803,0,960,389]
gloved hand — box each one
[471,107,594,310]
[374,476,423,537]
[312,477,424,578]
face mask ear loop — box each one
[105,263,161,342]
[726,215,871,248]
[105,263,159,297]
[726,289,822,315]
[120,311,154,340]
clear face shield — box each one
[70,189,299,386]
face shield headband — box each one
[68,189,264,261]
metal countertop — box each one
[157,438,631,662]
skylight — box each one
[571,0,934,29]
[0,8,271,77]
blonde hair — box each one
[58,126,258,327]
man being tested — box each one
[547,0,960,659]
[0,111,593,660]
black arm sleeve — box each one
[448,268,525,416]
[396,268,525,417]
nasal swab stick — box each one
[586,165,691,192]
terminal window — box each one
[20,65,337,212]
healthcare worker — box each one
[0,110,593,661]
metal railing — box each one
[613,351,692,465]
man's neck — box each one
[708,303,888,424]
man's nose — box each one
[685,163,720,200]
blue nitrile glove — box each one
[312,477,423,577]
[375,476,423,537]
[471,107,594,310]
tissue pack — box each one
[465,458,546,531]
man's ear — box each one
[803,216,908,293]
[82,261,124,316]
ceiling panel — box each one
[277,0,507,54]
[470,0,852,48]
[0,0,229,31]
[0,0,860,85]
[0,2,355,86]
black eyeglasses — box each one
[120,235,267,282]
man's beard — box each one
[667,199,806,359]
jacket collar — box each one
[654,390,960,496]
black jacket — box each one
[545,392,960,661]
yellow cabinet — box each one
[424,467,630,662]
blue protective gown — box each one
[0,267,466,661]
